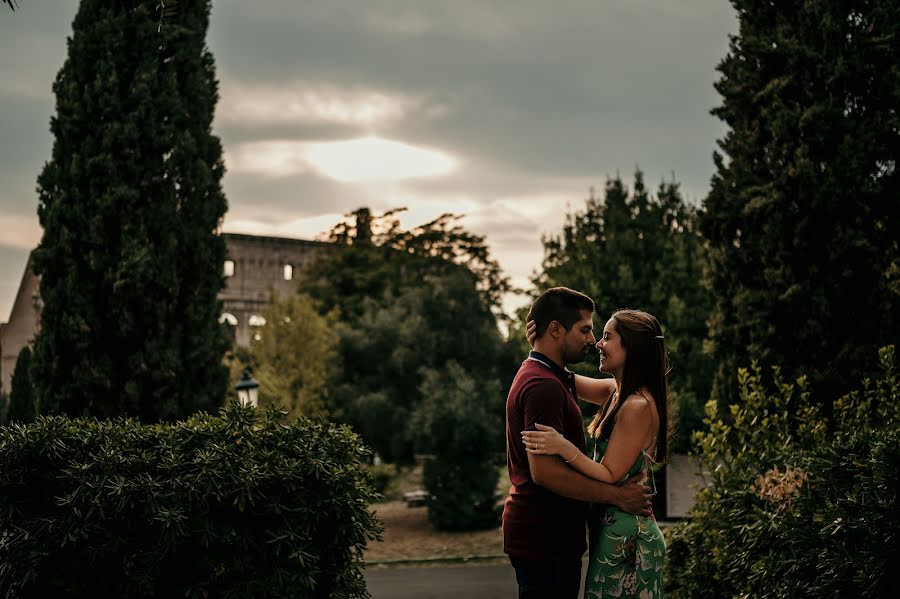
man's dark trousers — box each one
[509,555,582,599]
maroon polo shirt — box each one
[502,352,588,560]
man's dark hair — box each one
[526,287,595,338]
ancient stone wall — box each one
[0,234,330,395]
[220,233,328,346]
[0,252,41,395]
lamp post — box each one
[235,369,260,407]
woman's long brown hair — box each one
[587,309,671,463]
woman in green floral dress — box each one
[523,309,669,598]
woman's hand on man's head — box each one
[525,320,538,347]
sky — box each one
[0,1,738,321]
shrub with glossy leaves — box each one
[666,347,899,598]
[0,403,382,598]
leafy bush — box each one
[423,458,501,532]
[362,463,396,497]
[411,362,502,531]
[666,346,900,598]
[325,269,512,463]
[0,403,382,598]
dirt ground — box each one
[364,500,504,562]
[363,464,507,563]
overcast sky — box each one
[0,1,737,320]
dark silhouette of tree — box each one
[701,1,899,406]
[30,0,229,420]
[306,207,513,322]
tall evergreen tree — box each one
[7,347,36,424]
[701,1,899,406]
[31,0,229,420]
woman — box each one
[522,309,668,598]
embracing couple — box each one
[503,287,668,598]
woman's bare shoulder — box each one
[618,391,658,421]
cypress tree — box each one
[701,1,899,405]
[31,0,229,420]
[7,347,35,424]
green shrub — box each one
[410,362,502,531]
[362,463,396,497]
[423,457,500,531]
[666,346,900,598]
[0,403,382,598]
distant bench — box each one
[403,490,428,507]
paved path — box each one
[366,562,588,598]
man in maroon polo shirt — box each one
[503,287,652,598]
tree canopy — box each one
[304,207,512,322]
[302,207,514,462]
[243,293,338,420]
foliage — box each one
[243,293,338,420]
[30,0,229,421]
[327,271,510,463]
[304,207,513,321]
[361,463,396,497]
[666,346,900,598]
[0,403,383,598]
[700,0,900,406]
[535,172,713,451]
[303,208,516,463]
[411,362,502,531]
[7,347,35,424]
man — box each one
[503,287,652,598]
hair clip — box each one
[655,335,664,339]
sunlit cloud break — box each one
[227,136,458,182]
[305,137,457,182]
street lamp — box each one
[235,369,260,407]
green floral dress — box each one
[583,436,666,598]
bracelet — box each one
[564,450,578,463]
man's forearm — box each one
[532,457,620,504]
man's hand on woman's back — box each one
[615,470,654,517]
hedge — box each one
[0,403,382,598]
[665,346,900,598]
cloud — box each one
[217,81,436,128]
[226,136,458,182]
[0,0,739,321]
[305,137,457,182]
